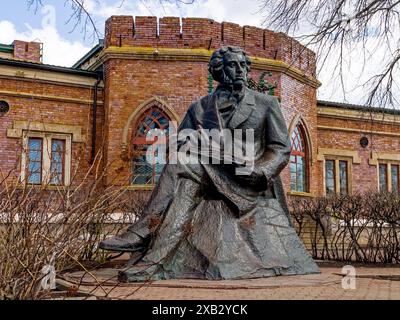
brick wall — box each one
[104,16,316,78]
[280,74,318,195]
[103,58,209,184]
[0,77,103,184]
[317,114,400,195]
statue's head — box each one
[209,46,251,88]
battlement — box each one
[104,16,316,77]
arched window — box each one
[131,106,170,185]
[290,124,308,192]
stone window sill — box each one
[287,191,314,197]
[124,185,155,191]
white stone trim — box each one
[21,131,72,186]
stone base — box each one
[54,264,400,300]
[61,267,340,290]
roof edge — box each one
[72,39,104,69]
[0,57,101,78]
[0,43,14,53]
[317,100,400,116]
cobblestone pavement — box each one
[60,263,400,300]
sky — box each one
[0,0,397,106]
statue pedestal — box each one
[59,266,340,299]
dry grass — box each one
[0,150,148,300]
[289,192,400,263]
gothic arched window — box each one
[290,124,308,192]
[131,106,170,185]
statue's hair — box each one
[208,46,251,83]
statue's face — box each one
[222,51,248,87]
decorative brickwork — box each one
[104,16,316,78]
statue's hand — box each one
[235,166,268,186]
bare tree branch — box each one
[259,0,400,109]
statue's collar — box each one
[243,87,255,106]
[214,84,254,106]
[206,86,255,129]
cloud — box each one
[89,0,263,26]
[181,0,263,26]
[0,5,90,67]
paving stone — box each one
[58,265,400,300]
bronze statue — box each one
[99,46,319,282]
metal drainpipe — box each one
[91,75,102,164]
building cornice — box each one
[0,74,104,90]
[0,58,99,76]
[318,100,400,116]
[92,46,321,88]
[317,106,400,124]
[0,60,102,88]
[317,125,400,137]
[0,89,103,106]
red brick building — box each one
[1,15,399,200]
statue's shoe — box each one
[99,231,149,252]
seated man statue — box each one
[99,46,319,282]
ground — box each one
[56,261,400,300]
